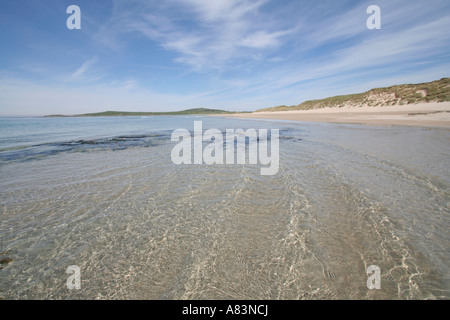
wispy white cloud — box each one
[70,56,99,80]
[17,64,48,75]
[239,29,293,49]
[96,0,297,72]
[211,1,450,98]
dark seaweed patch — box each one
[0,132,172,163]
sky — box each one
[0,0,449,116]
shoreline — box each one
[223,102,450,128]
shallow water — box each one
[0,116,449,299]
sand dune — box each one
[226,102,450,127]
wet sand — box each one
[225,102,450,127]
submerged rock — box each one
[0,258,13,269]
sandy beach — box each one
[226,102,450,127]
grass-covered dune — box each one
[257,78,450,112]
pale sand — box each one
[223,102,450,127]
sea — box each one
[0,115,449,299]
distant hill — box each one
[257,78,450,112]
[45,108,234,117]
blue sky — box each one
[0,0,449,116]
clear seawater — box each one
[0,116,449,299]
